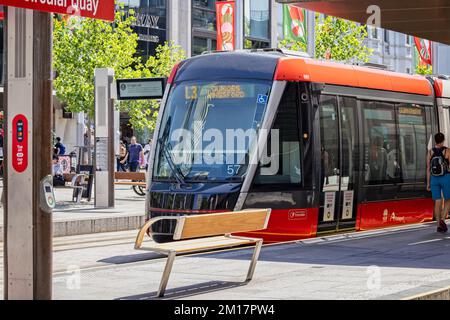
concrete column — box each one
[307,10,315,58]
[432,41,440,75]
[168,0,192,56]
[270,0,278,48]
[235,0,244,50]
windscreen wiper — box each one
[159,138,186,185]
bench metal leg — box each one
[246,240,262,282]
[157,251,176,298]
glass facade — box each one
[122,0,167,61]
[244,0,270,49]
[192,0,217,56]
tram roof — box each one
[275,57,433,96]
[173,51,434,96]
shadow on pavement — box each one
[191,224,450,270]
[98,252,165,264]
[116,281,246,300]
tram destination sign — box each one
[116,78,166,100]
[0,0,115,21]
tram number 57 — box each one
[227,165,241,176]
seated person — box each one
[52,155,65,186]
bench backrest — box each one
[173,209,271,240]
[114,172,146,180]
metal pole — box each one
[4,7,53,300]
[432,41,439,75]
[307,10,315,58]
[32,10,53,300]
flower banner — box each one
[216,0,235,51]
[414,37,432,66]
[283,4,307,44]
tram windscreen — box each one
[153,80,272,182]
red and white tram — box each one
[146,49,450,243]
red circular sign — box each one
[12,114,28,173]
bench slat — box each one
[115,182,146,186]
[114,172,146,180]
[174,209,270,241]
[137,236,255,254]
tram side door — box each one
[317,95,359,234]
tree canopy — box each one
[53,6,185,131]
[279,14,373,64]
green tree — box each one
[120,42,186,132]
[416,64,433,75]
[279,14,373,63]
[53,4,185,132]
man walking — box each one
[128,136,144,172]
[427,132,450,233]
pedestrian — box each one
[54,137,66,155]
[143,139,153,171]
[427,132,450,233]
[128,136,144,172]
[117,141,128,172]
[52,155,65,186]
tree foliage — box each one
[279,14,373,64]
[53,5,185,131]
[416,64,433,75]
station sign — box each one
[0,0,115,21]
[116,78,166,100]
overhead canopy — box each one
[276,0,450,45]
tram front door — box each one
[317,95,360,234]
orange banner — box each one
[216,0,235,51]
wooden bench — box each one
[134,208,271,297]
[114,172,146,187]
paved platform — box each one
[0,186,146,238]
[50,221,450,300]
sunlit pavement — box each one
[43,222,450,300]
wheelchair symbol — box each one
[257,94,268,104]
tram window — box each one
[319,95,340,192]
[397,104,427,183]
[339,97,358,191]
[254,83,302,186]
[362,101,400,185]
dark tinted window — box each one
[254,83,301,185]
[362,101,400,185]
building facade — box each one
[365,26,415,74]
[120,0,279,58]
